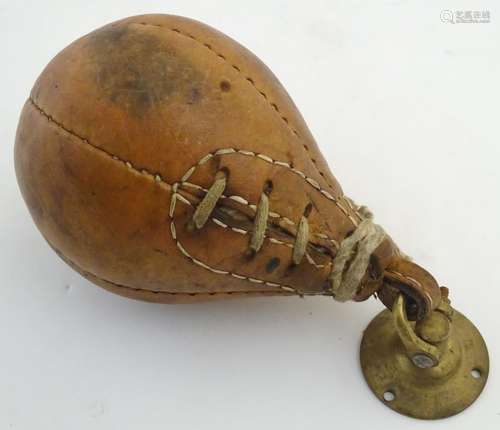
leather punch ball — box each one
[15,14,441,315]
[15,15,491,420]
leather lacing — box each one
[28,96,421,305]
[188,170,312,266]
[187,169,387,301]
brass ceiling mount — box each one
[360,294,489,419]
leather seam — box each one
[163,193,333,271]
[28,98,414,300]
[210,217,330,269]
[169,148,366,294]
[27,96,346,247]
[183,181,344,249]
[54,245,294,297]
[28,97,168,183]
[134,21,335,189]
[27,97,329,294]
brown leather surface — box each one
[15,14,440,313]
[379,259,442,320]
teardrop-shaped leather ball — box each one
[15,14,439,311]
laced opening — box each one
[188,174,314,265]
[187,174,385,301]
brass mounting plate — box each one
[360,308,489,419]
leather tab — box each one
[379,259,442,320]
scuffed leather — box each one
[15,14,440,314]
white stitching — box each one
[179,146,358,240]
[28,96,351,294]
[170,190,302,293]
[135,21,337,190]
[257,153,274,163]
[180,181,341,246]
[228,195,249,205]
[214,148,236,156]
[181,166,196,182]
[210,217,329,269]
[232,149,355,224]
[167,148,362,293]
[175,193,191,206]
[171,192,332,270]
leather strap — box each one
[379,259,442,320]
[352,236,442,320]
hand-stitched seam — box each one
[134,21,336,189]
[211,217,329,268]
[170,195,301,294]
[177,148,359,227]
[29,97,390,294]
[174,178,340,265]
[28,97,168,183]
[28,96,418,295]
[182,181,341,249]
[56,245,295,297]
[29,98,322,293]
[168,190,329,269]
[169,148,368,294]
[172,198,333,269]
[28,97,355,235]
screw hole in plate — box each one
[383,390,395,402]
[471,368,481,379]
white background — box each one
[1,1,498,429]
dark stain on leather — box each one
[266,257,281,273]
[86,24,202,115]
